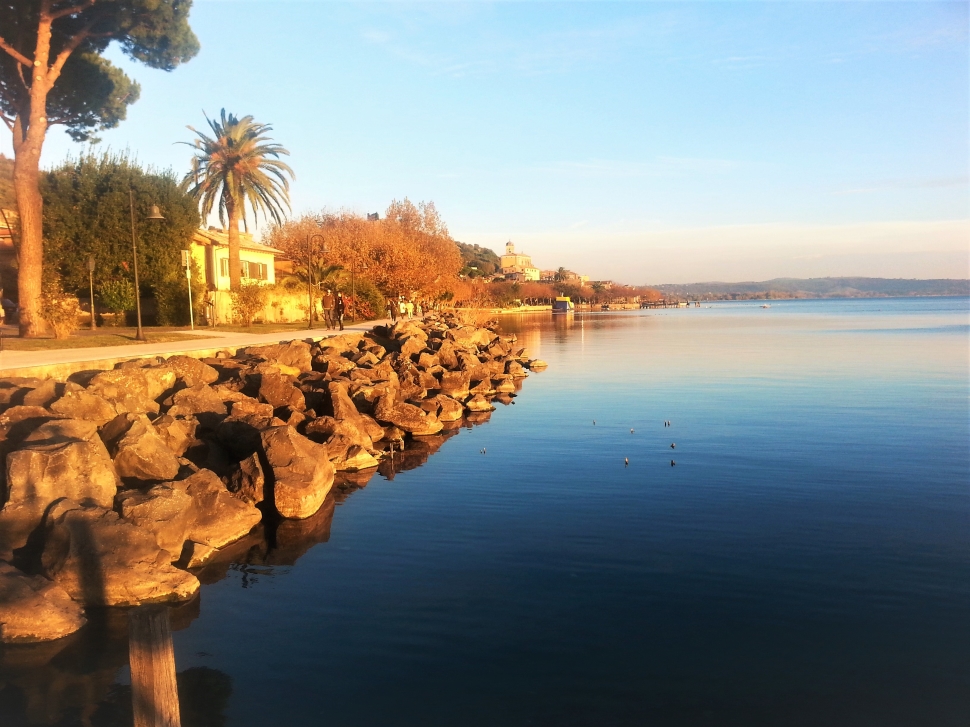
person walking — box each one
[334,292,345,331]
[398,297,407,320]
[388,298,397,322]
[322,289,335,329]
[406,300,414,320]
[416,301,423,318]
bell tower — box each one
[505,241,515,255]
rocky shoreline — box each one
[0,314,546,643]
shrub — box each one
[155,263,206,326]
[98,279,135,314]
[231,283,267,326]
[40,279,81,339]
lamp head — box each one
[147,204,165,220]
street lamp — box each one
[87,256,96,331]
[181,250,194,330]
[307,233,325,330]
[129,189,164,341]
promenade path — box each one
[0,319,391,378]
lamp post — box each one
[181,250,194,330]
[129,188,164,341]
[307,233,325,330]
[87,256,96,331]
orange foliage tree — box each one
[268,199,462,303]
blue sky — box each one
[8,1,968,283]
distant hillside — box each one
[650,277,970,300]
[456,241,500,277]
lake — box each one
[2,297,968,726]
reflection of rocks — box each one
[0,312,544,643]
[0,601,205,727]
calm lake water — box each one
[2,297,968,726]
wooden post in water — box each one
[129,605,182,727]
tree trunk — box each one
[227,202,241,292]
[10,11,55,338]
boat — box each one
[552,296,575,313]
[761,303,771,308]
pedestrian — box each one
[322,289,335,329]
[334,292,345,330]
[416,301,423,318]
[398,297,407,319]
[406,300,414,320]
[388,298,397,322]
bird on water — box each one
[624,458,629,466]
[670,443,676,449]
[481,448,486,454]
[670,460,676,466]
[630,428,635,434]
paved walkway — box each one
[0,319,392,376]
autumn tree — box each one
[0,0,199,336]
[269,199,462,302]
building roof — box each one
[192,227,285,256]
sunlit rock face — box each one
[0,418,119,556]
[0,561,86,643]
[259,426,335,519]
[40,500,200,607]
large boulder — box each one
[431,394,464,422]
[160,356,219,387]
[242,340,313,373]
[0,419,119,556]
[40,500,200,607]
[110,414,181,483]
[439,370,470,399]
[258,372,305,411]
[179,469,262,548]
[0,562,86,643]
[86,367,177,416]
[167,385,228,419]
[259,426,335,519]
[226,452,265,505]
[328,381,382,442]
[151,415,197,457]
[117,482,196,556]
[48,390,117,425]
[373,395,443,436]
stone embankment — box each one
[0,314,547,643]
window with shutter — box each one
[220,258,229,277]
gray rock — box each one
[86,367,177,416]
[160,355,219,386]
[112,414,181,483]
[40,500,200,607]
[243,340,313,373]
[258,372,305,411]
[226,453,265,505]
[259,426,335,519]
[48,390,117,425]
[0,419,119,556]
[0,562,86,643]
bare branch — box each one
[0,36,32,67]
[0,113,13,131]
[50,0,97,21]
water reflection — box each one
[0,414,495,725]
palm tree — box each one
[182,110,294,291]
[554,266,568,283]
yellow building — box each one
[500,241,540,281]
[191,227,284,291]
